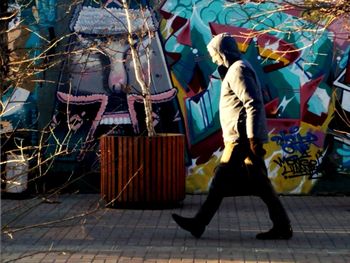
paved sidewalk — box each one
[1,194,350,263]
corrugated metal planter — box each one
[100,134,186,208]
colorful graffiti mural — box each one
[1,0,349,195]
[158,0,350,194]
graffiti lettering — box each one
[273,151,323,179]
[271,126,318,154]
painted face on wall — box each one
[52,3,182,153]
[66,33,175,129]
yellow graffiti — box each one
[171,72,187,119]
[258,47,290,66]
[186,151,221,193]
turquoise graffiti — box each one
[1,0,57,146]
[159,0,350,193]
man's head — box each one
[207,33,241,68]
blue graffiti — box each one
[271,126,318,154]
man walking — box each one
[172,33,292,240]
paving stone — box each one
[1,194,350,263]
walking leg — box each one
[172,164,229,238]
[249,158,293,239]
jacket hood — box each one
[207,33,241,68]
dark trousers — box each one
[195,142,290,228]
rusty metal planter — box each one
[100,134,186,208]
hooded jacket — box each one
[207,33,268,143]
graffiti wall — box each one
[158,0,350,194]
[1,0,349,194]
[47,1,184,170]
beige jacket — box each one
[207,33,268,144]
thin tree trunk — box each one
[121,0,156,137]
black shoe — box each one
[256,225,293,240]
[172,213,205,238]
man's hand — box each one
[249,138,266,157]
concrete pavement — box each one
[1,194,350,262]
